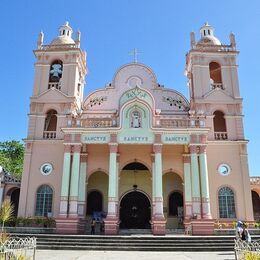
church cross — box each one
[129,48,142,63]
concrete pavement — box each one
[36,250,236,260]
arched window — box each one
[35,185,53,217]
[49,60,63,83]
[218,187,236,218]
[44,110,57,131]
[87,190,103,215]
[131,111,141,128]
[213,110,227,140]
[169,192,183,217]
[209,62,222,84]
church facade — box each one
[18,22,254,235]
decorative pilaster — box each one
[190,145,201,219]
[152,141,166,235]
[105,139,119,235]
[78,152,88,218]
[183,154,192,219]
[199,145,212,219]
[59,144,72,217]
[69,144,81,217]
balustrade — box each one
[83,119,114,128]
[214,132,228,140]
[160,118,190,128]
[48,82,61,90]
[43,131,56,139]
[211,83,224,90]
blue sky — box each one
[0,1,259,176]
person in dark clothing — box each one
[91,219,96,235]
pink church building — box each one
[18,22,255,235]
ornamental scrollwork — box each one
[163,96,189,111]
[88,96,107,107]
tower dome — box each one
[197,22,221,46]
[50,21,75,45]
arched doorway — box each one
[86,190,103,215]
[169,191,183,217]
[251,190,260,220]
[6,188,20,217]
[120,191,151,229]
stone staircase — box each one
[11,233,260,251]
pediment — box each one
[203,89,234,103]
[33,88,69,103]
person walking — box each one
[91,218,96,235]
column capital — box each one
[183,154,191,163]
[64,144,71,153]
[189,145,198,154]
[80,152,88,162]
[72,144,82,153]
[109,143,118,153]
[199,145,207,154]
[153,144,162,154]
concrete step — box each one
[10,233,260,252]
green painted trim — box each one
[70,152,80,197]
[184,162,192,201]
[152,162,155,199]
[61,152,71,197]
[162,134,190,144]
[191,153,200,198]
[199,153,210,198]
[108,152,117,198]
[78,162,87,201]
[81,133,110,144]
[155,153,163,197]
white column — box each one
[107,143,118,218]
[199,145,212,219]
[69,145,81,217]
[183,154,192,219]
[190,145,201,219]
[78,153,87,218]
[153,144,164,218]
[59,144,71,217]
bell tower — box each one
[185,23,243,141]
[185,23,254,222]
[28,22,87,140]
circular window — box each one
[40,163,53,176]
[218,164,231,176]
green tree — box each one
[0,140,24,177]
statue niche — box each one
[131,111,141,128]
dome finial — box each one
[58,21,73,38]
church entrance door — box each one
[120,191,151,229]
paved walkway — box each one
[36,250,236,260]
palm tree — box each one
[0,201,14,232]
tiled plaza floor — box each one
[36,250,236,260]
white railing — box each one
[43,131,56,139]
[214,132,228,140]
[48,82,61,90]
[250,177,260,185]
[83,119,114,128]
[0,237,36,260]
[234,239,260,260]
[211,83,224,90]
[160,119,191,128]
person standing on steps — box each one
[91,218,96,235]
